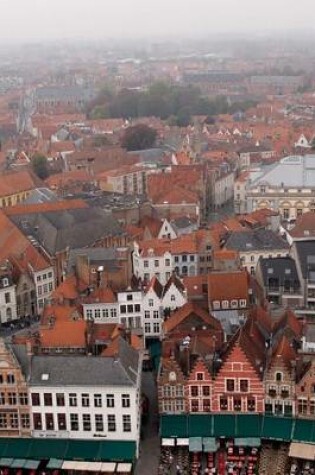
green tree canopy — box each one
[121,124,157,151]
[32,153,49,180]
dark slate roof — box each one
[11,344,30,379]
[11,208,124,255]
[225,229,289,252]
[258,257,300,286]
[171,216,197,230]
[294,241,315,279]
[30,338,139,387]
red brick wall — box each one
[186,359,213,413]
[212,345,264,413]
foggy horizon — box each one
[1,0,315,44]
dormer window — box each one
[196,372,204,381]
[2,278,9,287]
[276,372,283,382]
[169,372,176,382]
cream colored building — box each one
[245,156,315,221]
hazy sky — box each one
[1,0,314,42]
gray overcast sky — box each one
[1,0,314,42]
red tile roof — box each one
[208,270,249,302]
[0,170,39,198]
[163,302,222,334]
[4,199,88,216]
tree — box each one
[176,107,192,127]
[121,124,157,151]
[32,153,49,180]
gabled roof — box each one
[52,274,88,301]
[273,308,303,338]
[270,334,297,369]
[0,170,39,198]
[163,273,185,296]
[221,317,266,377]
[163,302,222,334]
[146,276,163,298]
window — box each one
[19,393,28,405]
[31,393,40,406]
[148,299,154,307]
[0,393,5,405]
[144,260,149,268]
[310,400,315,415]
[190,386,198,397]
[33,413,42,430]
[57,413,66,430]
[48,271,53,279]
[174,256,179,263]
[21,413,30,429]
[107,414,116,432]
[122,394,130,408]
[250,255,255,262]
[82,394,90,407]
[226,379,235,392]
[275,372,283,382]
[298,399,307,415]
[38,286,42,296]
[240,380,249,392]
[144,323,151,333]
[123,414,131,432]
[233,398,242,411]
[56,393,65,406]
[120,305,126,314]
[45,413,54,430]
[182,255,187,262]
[165,259,171,266]
[191,400,199,412]
[202,386,210,397]
[83,414,91,431]
[220,396,227,411]
[127,294,133,301]
[106,394,115,408]
[0,374,3,384]
[69,393,77,407]
[247,398,256,412]
[44,393,52,406]
[8,392,17,405]
[7,374,15,384]
[37,275,41,282]
[203,399,211,412]
[70,414,79,431]
[94,394,102,407]
[196,373,204,381]
[144,311,150,319]
[175,400,184,412]
[176,386,183,397]
[86,309,93,319]
[127,304,133,313]
[5,292,11,304]
[153,310,159,319]
[9,413,18,428]
[283,209,289,220]
[154,260,159,267]
[153,322,160,333]
[95,414,104,432]
[95,309,101,318]
[0,414,7,428]
[135,304,141,312]
[110,308,117,318]
[171,295,176,302]
[190,255,195,262]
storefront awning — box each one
[203,438,218,452]
[176,438,189,446]
[100,462,117,472]
[289,442,315,461]
[116,463,133,473]
[46,459,64,470]
[234,438,261,448]
[62,461,79,470]
[23,460,40,470]
[81,462,103,472]
[161,438,175,447]
[189,437,202,452]
[0,458,13,467]
[10,459,27,469]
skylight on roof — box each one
[41,374,49,381]
[285,269,291,274]
[267,268,273,274]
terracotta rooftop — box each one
[4,199,88,216]
[0,170,39,198]
[208,270,249,303]
[164,302,222,334]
